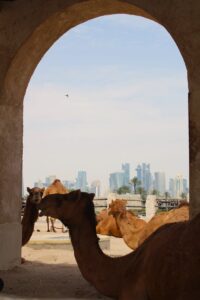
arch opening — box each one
[1,0,196,274]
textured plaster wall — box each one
[0,0,200,269]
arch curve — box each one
[3,0,163,105]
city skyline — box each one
[31,161,188,197]
[23,15,188,191]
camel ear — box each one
[27,187,31,194]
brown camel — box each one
[42,179,69,232]
[96,208,122,238]
[37,190,200,300]
[109,199,189,250]
[21,187,44,246]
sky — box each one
[23,14,188,193]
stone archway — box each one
[0,0,200,270]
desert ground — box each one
[0,217,132,300]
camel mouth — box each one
[37,204,47,217]
[37,202,46,216]
[38,210,44,217]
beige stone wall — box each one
[0,0,200,270]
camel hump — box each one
[43,179,69,197]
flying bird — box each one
[65,94,69,98]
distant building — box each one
[109,172,125,192]
[76,170,88,192]
[34,179,44,188]
[169,178,175,197]
[90,180,101,197]
[169,175,188,198]
[136,163,152,192]
[45,175,56,187]
[183,178,188,194]
[154,172,166,196]
[122,163,130,186]
[63,180,76,190]
[109,162,131,192]
[175,174,184,198]
[135,165,142,185]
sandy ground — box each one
[0,218,132,300]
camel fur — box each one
[96,208,122,238]
[42,179,69,232]
[37,191,199,300]
[21,187,44,246]
[109,199,189,250]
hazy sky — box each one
[23,14,188,192]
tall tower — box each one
[175,174,184,198]
[136,163,152,192]
[154,172,166,195]
[122,163,130,186]
[45,175,56,187]
[90,180,101,197]
[109,172,125,192]
[76,171,88,192]
[136,165,142,184]
[169,178,175,197]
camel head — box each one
[27,187,45,204]
[38,190,95,226]
[109,199,127,217]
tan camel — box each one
[37,190,200,300]
[109,199,189,250]
[138,201,189,245]
[43,179,69,232]
[109,199,147,250]
[96,208,122,238]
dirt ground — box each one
[0,218,132,300]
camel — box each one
[138,201,189,245]
[42,179,69,232]
[109,199,189,250]
[37,190,200,300]
[21,181,68,246]
[109,200,147,250]
[96,208,122,238]
[21,187,44,246]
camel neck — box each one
[67,218,131,298]
[114,214,145,250]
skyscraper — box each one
[135,165,142,184]
[154,172,166,195]
[90,180,101,197]
[76,171,88,192]
[136,163,152,192]
[175,174,184,198]
[183,178,188,194]
[109,172,125,192]
[169,178,175,197]
[45,175,56,187]
[122,163,130,186]
[169,175,188,198]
